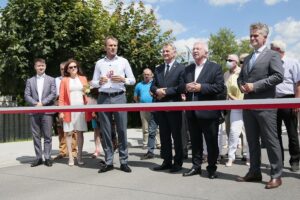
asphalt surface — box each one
[0,129,299,200]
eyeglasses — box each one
[226,59,235,62]
[250,34,259,38]
[68,66,77,70]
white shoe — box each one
[225,159,234,167]
[68,158,74,166]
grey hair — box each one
[163,43,177,52]
[194,41,209,53]
[250,22,269,37]
[271,40,286,52]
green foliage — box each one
[208,28,239,69]
[237,39,252,55]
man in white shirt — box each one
[92,36,136,173]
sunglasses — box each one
[250,34,259,38]
[240,61,244,64]
[226,59,235,62]
[68,66,77,70]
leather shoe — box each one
[236,172,262,182]
[169,165,182,173]
[120,164,132,173]
[290,163,299,172]
[140,152,154,160]
[153,162,172,171]
[183,168,201,177]
[31,159,43,167]
[98,164,114,173]
[208,172,218,179]
[54,154,66,160]
[44,159,53,167]
[265,178,282,189]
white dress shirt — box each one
[91,55,136,93]
[36,74,45,102]
[55,76,62,97]
[194,59,206,81]
[165,59,176,75]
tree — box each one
[237,39,252,55]
[208,28,239,69]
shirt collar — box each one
[256,45,266,53]
[104,55,119,61]
[36,73,46,78]
[165,59,175,67]
[196,59,207,67]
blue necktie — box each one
[248,52,258,72]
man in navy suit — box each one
[150,43,185,173]
[181,41,224,179]
[24,58,56,167]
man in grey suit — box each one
[24,58,56,167]
[237,23,284,189]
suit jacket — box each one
[24,74,56,114]
[182,60,225,119]
[58,75,91,123]
[150,61,185,102]
[237,48,284,99]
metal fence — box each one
[0,96,32,143]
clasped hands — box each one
[99,75,125,85]
[186,82,201,93]
[155,88,167,100]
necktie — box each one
[165,64,170,77]
[248,51,258,72]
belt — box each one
[277,94,294,98]
[99,91,124,97]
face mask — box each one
[226,61,234,69]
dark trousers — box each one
[187,113,219,173]
[277,107,300,164]
[156,111,183,166]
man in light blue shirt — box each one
[134,68,160,159]
[271,40,300,172]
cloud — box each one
[144,0,174,3]
[208,0,249,6]
[264,0,288,6]
[158,19,187,36]
[272,17,300,59]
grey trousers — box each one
[30,114,53,160]
[97,93,128,165]
[243,109,282,179]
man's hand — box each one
[99,76,108,85]
[186,82,201,92]
[59,113,64,120]
[111,75,125,83]
[156,88,166,100]
[244,83,254,93]
[36,102,43,107]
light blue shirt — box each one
[134,80,153,103]
[276,56,300,97]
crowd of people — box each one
[24,22,300,190]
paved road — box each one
[0,129,299,200]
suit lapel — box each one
[32,76,38,98]
[41,75,48,100]
[248,48,268,73]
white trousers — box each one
[228,109,249,160]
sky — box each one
[1,0,300,59]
